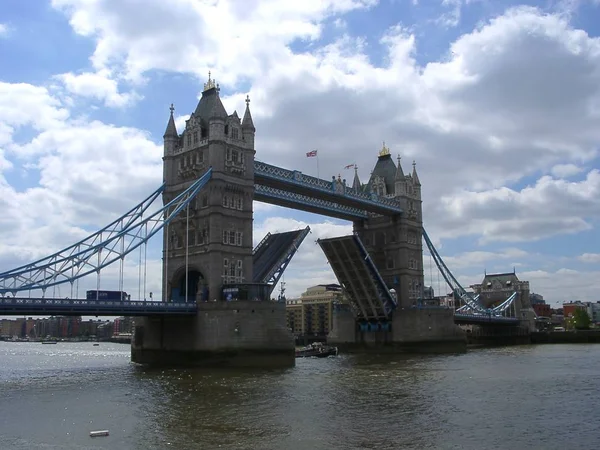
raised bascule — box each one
[0,73,536,366]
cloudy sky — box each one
[1,0,600,307]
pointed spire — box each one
[242,94,255,131]
[352,165,361,191]
[412,160,421,185]
[203,71,216,92]
[163,103,178,138]
[395,154,405,180]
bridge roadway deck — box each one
[253,230,305,282]
[0,297,197,316]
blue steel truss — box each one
[254,160,403,216]
[0,297,196,316]
[253,227,311,295]
[0,169,213,295]
[423,228,520,325]
[254,184,368,220]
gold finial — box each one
[379,141,390,157]
[203,71,216,91]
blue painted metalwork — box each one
[423,228,520,324]
[0,297,197,316]
[0,169,213,295]
[254,160,403,216]
[253,227,311,295]
[254,184,368,220]
[454,312,519,326]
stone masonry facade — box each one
[352,143,424,308]
[161,74,256,303]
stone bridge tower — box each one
[353,143,424,308]
[162,73,256,303]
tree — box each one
[572,309,591,330]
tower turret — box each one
[163,103,178,155]
[411,160,421,186]
[242,95,256,149]
[163,103,178,185]
[394,154,406,197]
[352,165,361,191]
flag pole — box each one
[316,151,320,179]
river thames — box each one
[0,342,598,449]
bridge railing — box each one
[0,297,195,309]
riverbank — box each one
[531,330,600,344]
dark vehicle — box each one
[295,342,338,358]
[86,290,129,301]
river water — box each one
[0,342,599,449]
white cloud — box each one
[0,23,10,37]
[551,163,583,178]
[438,171,600,243]
[439,248,529,270]
[50,0,378,84]
[579,253,600,263]
[55,71,141,108]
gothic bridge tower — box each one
[162,73,256,303]
[352,143,424,308]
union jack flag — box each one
[344,164,355,169]
[306,150,318,157]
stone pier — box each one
[328,306,467,353]
[132,301,294,367]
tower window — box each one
[187,134,191,146]
[193,131,198,144]
[231,128,239,140]
[201,127,207,139]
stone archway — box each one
[170,266,207,303]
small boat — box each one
[93,343,100,346]
[41,340,58,344]
[295,342,338,358]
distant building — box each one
[285,284,345,339]
[562,301,600,323]
[470,271,531,310]
[530,293,545,305]
[586,302,600,323]
[529,293,551,317]
[533,303,552,317]
[563,302,587,318]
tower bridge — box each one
[0,73,535,366]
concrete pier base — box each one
[131,301,295,368]
[466,324,532,347]
[328,307,467,353]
